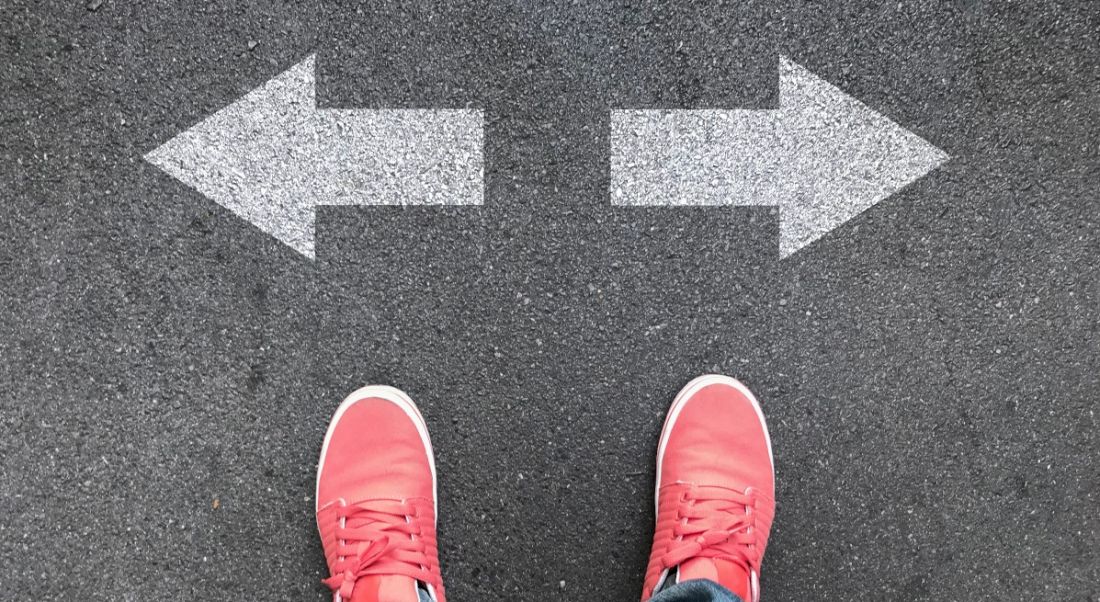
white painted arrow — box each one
[145,55,483,259]
[611,56,949,257]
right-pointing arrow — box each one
[610,56,950,258]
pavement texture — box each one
[2,1,1098,601]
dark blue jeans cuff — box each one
[647,578,745,602]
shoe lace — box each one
[322,499,441,601]
[659,484,768,579]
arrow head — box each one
[776,57,950,257]
[146,55,321,258]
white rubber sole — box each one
[315,385,438,519]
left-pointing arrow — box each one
[145,55,484,259]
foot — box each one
[642,375,776,602]
[316,386,445,602]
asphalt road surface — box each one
[3,1,1098,600]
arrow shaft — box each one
[610,108,785,207]
[307,109,483,207]
[219,107,482,208]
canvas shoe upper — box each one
[316,386,445,602]
[642,375,776,602]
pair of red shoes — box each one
[316,375,775,602]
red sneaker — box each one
[641,375,776,602]
[316,386,445,602]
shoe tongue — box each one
[348,575,422,602]
[678,558,751,601]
